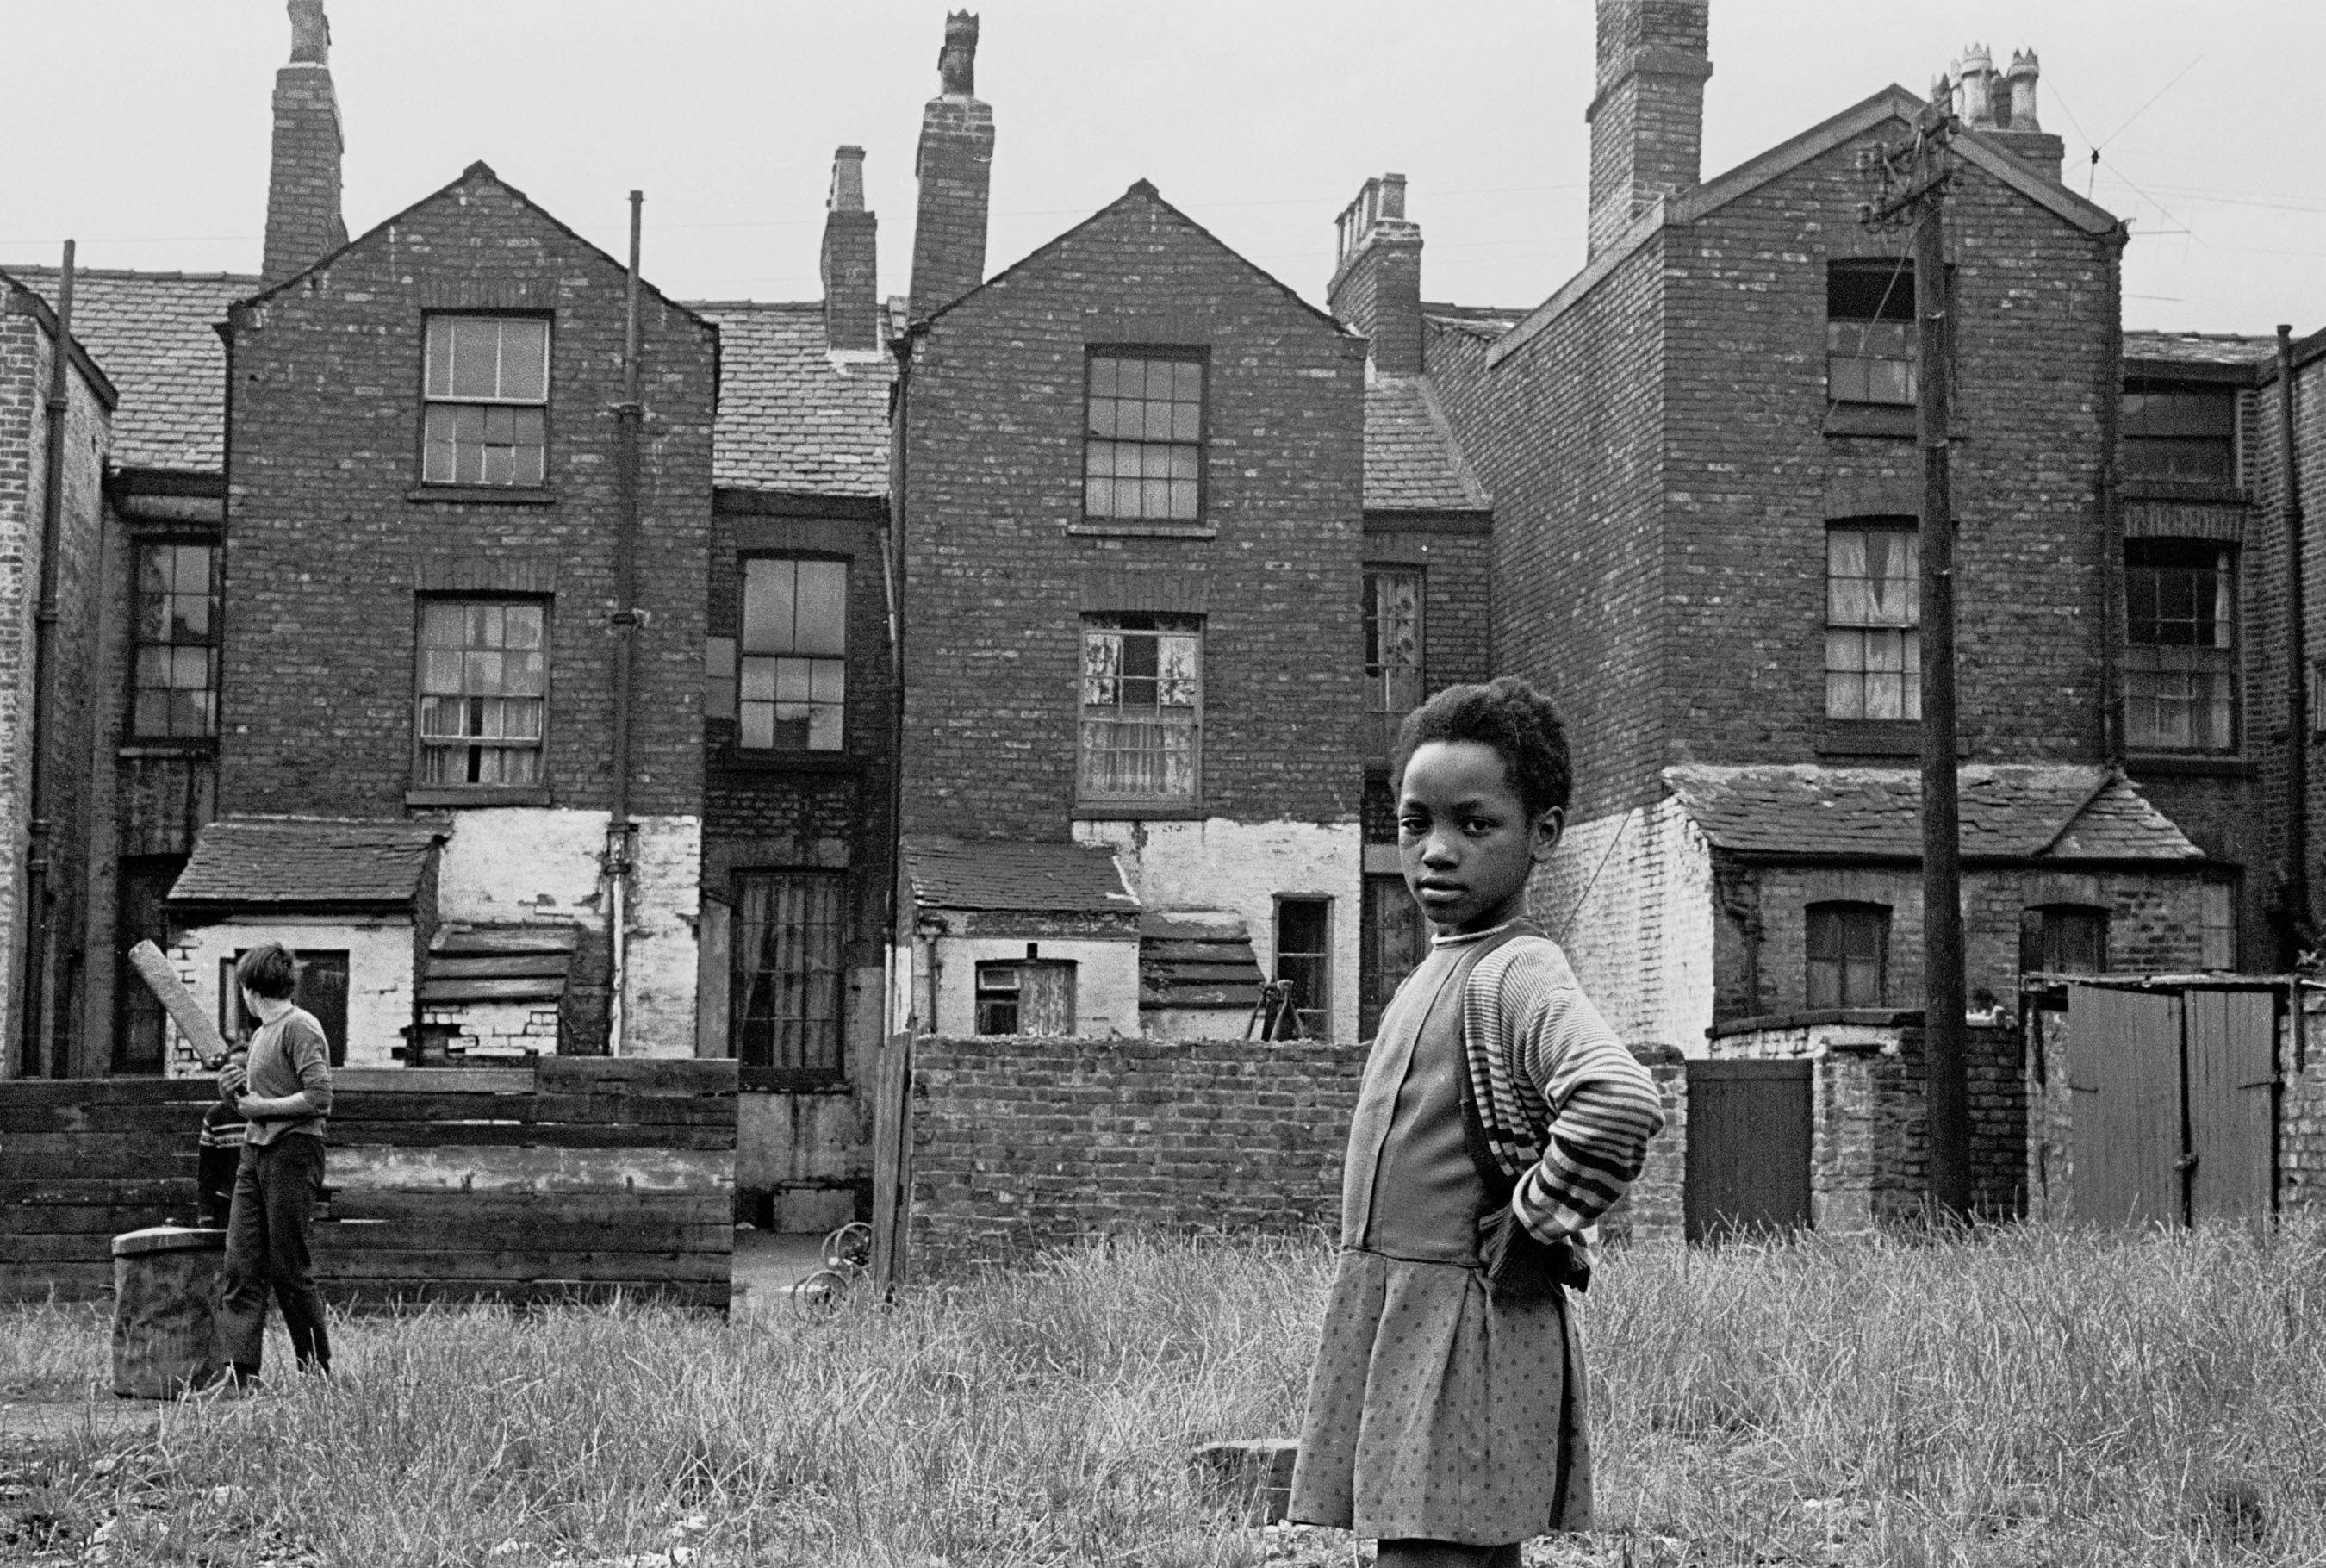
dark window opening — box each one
[1806,902,1889,1010]
[1359,874,1428,1040]
[1827,259,1917,406]
[222,949,348,1068]
[2123,382,2236,487]
[2021,905,2110,978]
[113,857,184,1073]
[1276,897,1333,1036]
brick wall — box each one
[1599,1042,1685,1244]
[219,167,714,824]
[1534,794,1714,1048]
[897,188,1369,842]
[905,1033,1687,1275]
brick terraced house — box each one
[1408,3,2231,1055]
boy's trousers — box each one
[216,1134,332,1376]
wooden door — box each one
[2068,984,2184,1226]
[1684,1059,1813,1241]
[2186,987,2275,1223]
[1017,962,1076,1036]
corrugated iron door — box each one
[1684,1059,1812,1241]
[2068,984,2183,1226]
[2186,988,2275,1223]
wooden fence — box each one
[1,1059,736,1309]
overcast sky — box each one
[7,3,2322,336]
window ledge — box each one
[118,741,216,759]
[1814,720,1969,759]
[404,787,553,807]
[407,486,559,506]
[1067,520,1217,539]
[1820,404,1919,439]
[2125,753,2254,778]
[2122,481,2248,507]
[1073,803,1209,821]
[713,749,865,774]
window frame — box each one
[2019,904,2111,978]
[2124,538,2238,755]
[2121,380,2238,489]
[1362,565,1426,715]
[973,959,1077,1036]
[126,536,222,744]
[417,312,552,490]
[1076,612,1204,812]
[711,553,851,756]
[1081,346,1209,526]
[410,594,552,798]
[1826,258,1919,408]
[1825,520,1922,724]
[1805,901,1890,1011]
[1274,895,1334,1038]
[729,868,848,1085]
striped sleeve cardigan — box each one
[1461,936,1667,1246]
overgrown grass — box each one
[10,1223,2326,1565]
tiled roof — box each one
[170,818,450,907]
[5,267,253,473]
[691,301,892,495]
[1365,376,1489,513]
[2123,330,2277,369]
[1663,764,2203,862]
[901,834,1138,914]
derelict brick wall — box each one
[1656,134,2118,772]
[1429,241,1667,825]
[898,192,1369,841]
[905,1034,1367,1276]
[219,171,714,821]
[906,1034,1689,1274]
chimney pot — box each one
[1955,42,1999,128]
[2004,49,2042,132]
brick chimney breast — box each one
[909,12,993,320]
[822,146,880,354]
[1328,175,1425,377]
[262,0,348,285]
[1586,0,1713,258]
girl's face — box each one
[1397,739,1564,934]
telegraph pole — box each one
[1864,98,1973,1220]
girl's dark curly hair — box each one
[1390,676,1572,820]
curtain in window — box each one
[731,873,844,1075]
[1365,570,1423,712]
[1826,528,1921,722]
[1079,626,1197,800]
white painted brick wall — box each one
[1533,795,1714,1053]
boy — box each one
[215,942,333,1384]
[1287,678,1665,1565]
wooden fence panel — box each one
[2068,985,2184,1227]
[2,1059,735,1308]
[2186,987,2276,1224]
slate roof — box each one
[901,834,1138,913]
[691,300,893,495]
[1663,764,2204,862]
[1422,302,1526,342]
[1365,376,1489,513]
[5,267,253,473]
[2122,330,2277,370]
[170,818,450,908]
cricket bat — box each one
[127,939,234,1068]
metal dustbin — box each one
[111,1226,227,1398]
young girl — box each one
[1287,678,1665,1566]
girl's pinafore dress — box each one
[1286,918,1590,1544]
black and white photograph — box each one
[4,2,2326,1562]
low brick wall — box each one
[905,1035,1689,1278]
[1711,1015,2024,1229]
[1601,1043,1686,1244]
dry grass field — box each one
[4,1223,2324,1565]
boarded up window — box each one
[974,961,1075,1036]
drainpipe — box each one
[2282,324,2310,955]
[606,193,644,1055]
[15,242,74,1079]
[884,325,915,1037]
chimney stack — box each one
[821,146,880,352]
[1328,175,1425,376]
[1586,0,1713,257]
[1940,44,2065,184]
[908,11,993,320]
[262,0,348,285]
[1952,43,1999,128]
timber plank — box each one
[327,1092,736,1127]
[331,1123,732,1151]
[534,1059,737,1097]
[310,1249,728,1284]
[0,1080,215,1108]
[8,1154,198,1182]
[0,1261,116,1303]
[0,1101,214,1136]
[2,1204,197,1237]
[327,1144,733,1194]
[334,1068,535,1095]
[1,1235,127,1266]
[5,1133,210,1161]
[426,955,571,980]
[315,1217,732,1253]
[321,1189,728,1225]
[422,978,564,1003]
[0,1179,196,1209]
